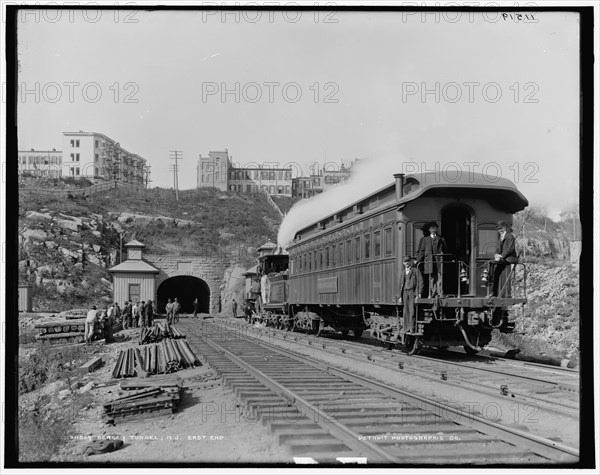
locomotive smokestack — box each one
[394,173,405,201]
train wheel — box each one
[352,329,363,338]
[463,345,480,356]
[407,336,423,356]
[341,330,349,337]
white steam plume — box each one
[278,153,410,248]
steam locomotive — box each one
[244,172,528,355]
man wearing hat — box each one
[398,256,423,334]
[486,220,518,297]
[417,221,447,297]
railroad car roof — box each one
[292,172,528,240]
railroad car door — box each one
[441,205,473,296]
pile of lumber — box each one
[35,319,86,343]
[35,318,122,344]
[102,383,183,423]
[138,322,185,345]
[112,339,201,378]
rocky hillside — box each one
[18,182,281,311]
[493,207,581,363]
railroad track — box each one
[180,319,578,465]
[219,319,580,420]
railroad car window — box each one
[325,247,330,267]
[331,244,336,266]
[346,240,352,263]
[364,234,371,260]
[478,228,498,257]
[308,252,312,271]
[374,231,381,258]
[339,242,343,264]
[412,223,428,256]
[384,227,393,256]
[355,236,361,261]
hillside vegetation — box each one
[492,207,581,363]
[18,182,281,310]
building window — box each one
[129,284,140,302]
[70,140,75,147]
[76,154,80,161]
[76,167,80,176]
[95,140,99,147]
[246,185,252,193]
[70,153,75,161]
[95,154,99,162]
[269,185,275,194]
[75,140,80,147]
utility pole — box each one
[169,151,182,201]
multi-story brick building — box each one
[197,150,292,196]
[291,163,353,198]
[61,131,147,184]
[197,150,231,191]
[228,167,292,195]
[18,148,62,178]
[18,131,147,185]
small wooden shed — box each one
[109,240,160,304]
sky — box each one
[16,8,581,221]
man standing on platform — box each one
[485,220,518,297]
[398,256,423,334]
[417,221,447,297]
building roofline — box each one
[62,131,146,163]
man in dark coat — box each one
[487,221,518,297]
[144,300,154,327]
[398,256,424,334]
[417,221,447,297]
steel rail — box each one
[231,322,579,416]
[201,333,401,464]
[214,321,578,462]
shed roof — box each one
[124,240,145,248]
[109,259,160,273]
[242,265,259,276]
[257,240,277,251]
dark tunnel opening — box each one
[156,276,210,314]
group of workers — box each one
[399,220,518,334]
[84,297,193,344]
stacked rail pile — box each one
[112,339,201,378]
[102,384,183,423]
[138,323,185,345]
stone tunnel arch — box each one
[156,276,210,314]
